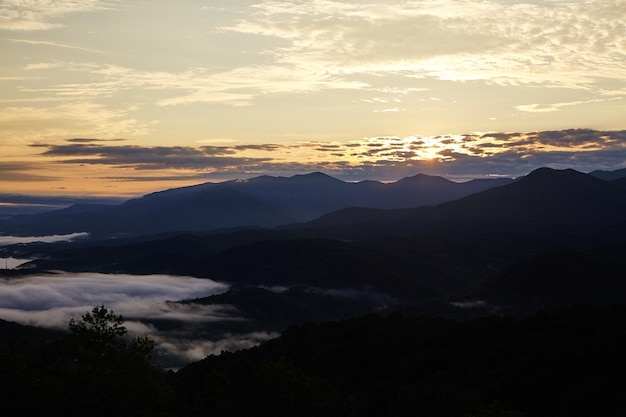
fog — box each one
[0,272,277,368]
[1,257,31,269]
[0,232,89,246]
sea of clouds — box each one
[0,271,277,367]
[0,232,89,246]
[0,233,278,367]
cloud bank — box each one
[0,0,120,31]
[2,0,624,149]
[0,232,89,246]
[1,1,624,196]
[29,129,626,182]
[0,272,274,366]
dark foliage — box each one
[0,306,174,417]
[173,304,626,417]
[2,304,626,416]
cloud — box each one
[155,331,279,365]
[0,272,234,366]
[0,102,152,142]
[515,98,622,113]
[0,161,59,182]
[0,273,228,327]
[16,60,368,109]
[0,0,119,31]
[0,232,89,246]
[3,0,622,147]
[26,129,626,183]
[3,38,101,52]
[36,142,274,171]
[66,138,128,143]
[225,0,626,92]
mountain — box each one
[5,167,626,344]
[4,305,626,416]
[468,245,626,314]
[0,194,124,218]
[291,168,626,246]
[589,167,626,181]
[0,172,512,238]
[173,305,626,417]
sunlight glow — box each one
[0,1,625,195]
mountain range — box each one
[289,167,626,245]
[3,167,626,412]
[3,167,626,335]
[0,172,513,238]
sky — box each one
[1,0,625,197]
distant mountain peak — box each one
[530,166,583,174]
[289,172,343,183]
[524,167,588,182]
[395,173,452,185]
[236,172,342,185]
[589,168,626,181]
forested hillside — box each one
[2,304,625,417]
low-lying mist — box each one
[0,272,277,368]
[0,232,89,246]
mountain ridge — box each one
[0,171,514,238]
[289,167,626,245]
[4,166,626,349]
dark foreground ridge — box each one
[2,304,625,417]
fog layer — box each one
[0,272,275,367]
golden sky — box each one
[1,0,625,196]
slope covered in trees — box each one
[2,304,626,417]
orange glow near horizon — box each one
[3,128,625,197]
[1,1,625,197]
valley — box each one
[2,167,626,367]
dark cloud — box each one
[233,144,283,152]
[66,138,128,143]
[27,129,626,183]
[95,174,219,182]
[475,129,626,150]
[315,145,342,152]
[198,146,238,156]
[0,162,58,181]
[36,142,273,171]
[534,129,626,146]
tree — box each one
[67,305,155,364]
[46,305,172,417]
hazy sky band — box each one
[1,1,625,195]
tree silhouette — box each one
[67,305,155,365]
[48,305,171,417]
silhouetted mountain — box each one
[0,172,512,238]
[459,243,626,316]
[5,305,626,416]
[291,168,626,246]
[174,305,626,417]
[5,167,626,341]
[0,318,59,345]
[0,194,124,218]
[589,167,626,180]
[183,286,393,332]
